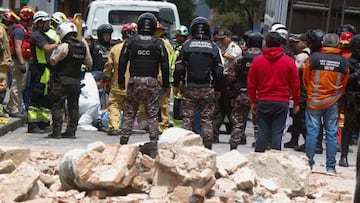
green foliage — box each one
[166,0,196,27]
[204,0,262,33]
[213,12,249,35]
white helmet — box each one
[270,23,288,40]
[57,21,77,40]
[51,12,67,25]
[33,11,50,24]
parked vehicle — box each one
[84,0,181,40]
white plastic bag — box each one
[78,72,101,131]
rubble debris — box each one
[0,127,355,202]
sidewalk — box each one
[0,117,25,136]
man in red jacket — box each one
[247,32,300,152]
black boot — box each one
[339,156,349,167]
[28,122,44,134]
[120,136,129,145]
[203,141,212,150]
[230,143,238,150]
[239,136,247,145]
[61,130,76,139]
[213,133,219,143]
[284,140,298,148]
[294,144,305,152]
[47,132,61,139]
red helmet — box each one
[155,21,166,37]
[2,10,20,23]
[121,22,137,39]
[156,21,164,30]
[340,31,354,45]
[19,6,35,21]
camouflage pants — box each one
[181,87,215,142]
[230,92,250,145]
[120,77,161,139]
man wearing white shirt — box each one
[213,28,242,143]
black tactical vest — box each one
[127,35,163,77]
[57,38,86,79]
[238,51,261,88]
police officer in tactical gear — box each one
[47,22,93,138]
[173,16,224,149]
[118,12,169,144]
[340,34,360,167]
[227,32,263,150]
[90,23,113,72]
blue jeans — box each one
[305,103,338,170]
[255,101,289,152]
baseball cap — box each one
[289,34,301,42]
[216,28,232,39]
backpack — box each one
[10,24,32,58]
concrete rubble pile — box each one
[0,128,354,202]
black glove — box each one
[19,63,26,74]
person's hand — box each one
[251,103,257,116]
[292,105,300,114]
[20,63,26,74]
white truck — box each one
[84,0,181,40]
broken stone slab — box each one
[0,147,30,167]
[259,178,279,193]
[0,159,16,173]
[248,150,310,196]
[154,128,217,196]
[59,145,139,191]
[216,150,248,175]
[169,186,193,202]
[0,162,40,201]
[87,141,106,153]
[210,178,237,198]
[229,166,256,190]
[149,186,169,199]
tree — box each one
[204,0,262,35]
[154,0,196,27]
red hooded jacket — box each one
[247,47,300,106]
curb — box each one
[0,117,26,136]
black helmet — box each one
[137,12,157,35]
[307,29,326,52]
[97,24,113,39]
[190,16,210,39]
[247,32,263,48]
[243,30,253,43]
[337,24,357,36]
[350,34,360,58]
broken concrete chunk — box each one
[0,162,40,201]
[216,150,248,174]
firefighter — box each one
[155,21,173,133]
[104,22,137,135]
[27,11,58,133]
[6,6,35,118]
[47,21,92,138]
[0,11,12,117]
